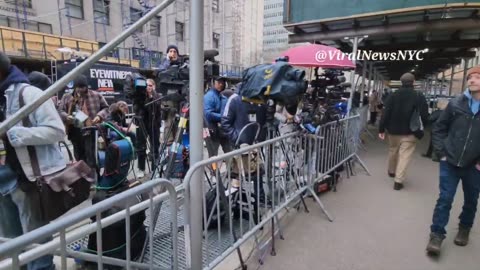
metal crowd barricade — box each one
[308,114,371,183]
[183,115,370,269]
[0,178,179,270]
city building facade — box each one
[0,0,264,70]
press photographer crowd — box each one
[1,40,480,269]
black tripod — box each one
[139,100,189,262]
[131,115,153,173]
[259,100,310,260]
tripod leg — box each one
[217,174,247,270]
[152,119,178,179]
[307,187,334,222]
[276,130,309,213]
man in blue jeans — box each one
[427,65,480,256]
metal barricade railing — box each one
[183,115,370,269]
[0,178,179,270]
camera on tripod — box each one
[311,69,346,92]
[239,60,307,117]
[155,50,221,103]
[124,72,148,107]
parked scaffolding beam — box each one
[0,0,177,135]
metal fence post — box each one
[188,0,204,269]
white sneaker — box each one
[137,170,146,178]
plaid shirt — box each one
[58,90,109,121]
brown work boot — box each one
[454,225,471,246]
[426,233,444,256]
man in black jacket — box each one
[379,73,428,190]
[426,66,480,256]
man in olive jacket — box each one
[426,66,480,256]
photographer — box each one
[204,76,232,157]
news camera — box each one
[155,50,220,103]
[124,72,148,107]
[310,69,346,93]
[239,59,307,117]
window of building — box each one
[38,22,53,34]
[5,0,32,8]
[150,16,161,37]
[175,21,184,41]
[65,0,84,19]
[93,0,109,25]
[130,8,143,32]
[212,0,219,13]
[0,16,8,27]
[213,32,220,49]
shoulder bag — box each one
[19,86,96,222]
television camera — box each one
[239,58,307,119]
[298,69,352,133]
[154,49,221,103]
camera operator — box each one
[204,76,232,157]
[158,45,182,146]
[158,45,180,71]
[58,75,109,163]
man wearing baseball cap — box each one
[427,65,480,256]
[204,76,232,157]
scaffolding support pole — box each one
[57,1,63,36]
[361,59,367,94]
[186,0,204,269]
[0,0,176,135]
[449,65,454,96]
[441,71,445,95]
[461,58,469,92]
[346,36,360,115]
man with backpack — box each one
[0,52,66,270]
[426,66,480,256]
[378,72,428,190]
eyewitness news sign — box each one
[57,62,137,102]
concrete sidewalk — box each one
[247,134,480,270]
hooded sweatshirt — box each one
[463,89,480,115]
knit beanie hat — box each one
[166,45,179,55]
[467,66,480,78]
